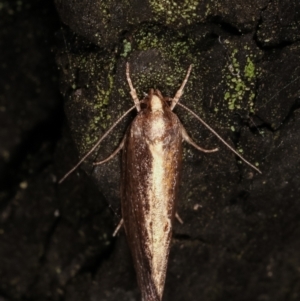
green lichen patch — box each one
[149,0,200,26]
[120,39,132,57]
[57,48,117,156]
[220,39,261,114]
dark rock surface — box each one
[0,0,300,301]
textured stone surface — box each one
[0,0,300,301]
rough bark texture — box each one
[0,0,300,301]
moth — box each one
[59,63,261,301]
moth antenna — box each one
[112,218,124,237]
[93,133,126,165]
[170,64,193,110]
[181,125,219,153]
[175,212,184,224]
[58,105,136,184]
[126,62,141,111]
[177,102,262,174]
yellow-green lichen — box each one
[61,34,127,156]
[93,66,114,126]
[120,39,132,57]
[222,42,258,113]
[244,57,255,79]
[148,0,199,25]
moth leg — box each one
[93,134,126,165]
[113,219,124,237]
[181,124,219,153]
[170,65,193,110]
[126,62,141,112]
[175,212,184,224]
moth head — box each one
[146,89,167,112]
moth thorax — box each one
[150,95,163,112]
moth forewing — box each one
[121,90,183,301]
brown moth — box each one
[117,65,219,301]
[59,63,261,301]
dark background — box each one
[0,1,300,301]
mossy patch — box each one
[149,0,200,25]
[221,40,260,114]
[58,49,116,155]
[120,39,132,57]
